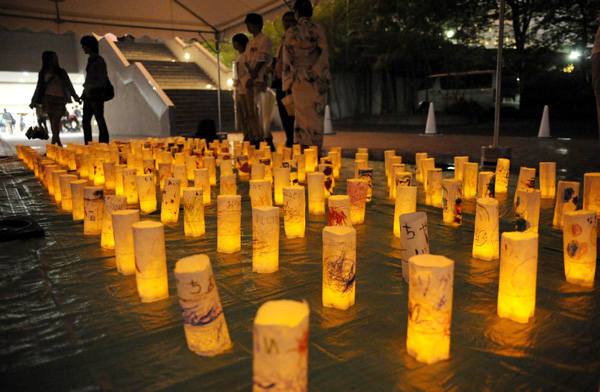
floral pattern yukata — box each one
[283,16,331,148]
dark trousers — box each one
[593,53,600,147]
[83,99,109,144]
[273,79,295,148]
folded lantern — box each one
[442,179,462,226]
[252,206,280,273]
[400,211,429,282]
[161,177,181,223]
[539,162,556,199]
[394,186,417,237]
[307,172,325,215]
[473,198,500,260]
[322,226,357,310]
[135,174,157,214]
[347,179,368,225]
[217,195,242,253]
[563,210,597,286]
[553,181,580,229]
[112,209,140,275]
[515,188,541,233]
[132,221,169,302]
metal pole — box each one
[216,33,222,134]
[493,0,505,147]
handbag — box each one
[281,93,294,116]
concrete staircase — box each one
[115,41,234,135]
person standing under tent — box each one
[232,33,254,142]
[81,35,110,145]
[283,0,331,155]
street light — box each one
[569,50,581,60]
[445,30,456,39]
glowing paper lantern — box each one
[583,173,600,218]
[93,158,105,186]
[70,179,88,221]
[283,185,306,238]
[355,159,368,181]
[295,154,306,183]
[442,179,462,226]
[421,158,435,192]
[563,210,597,286]
[193,168,211,205]
[251,163,266,180]
[185,155,196,181]
[220,174,237,196]
[539,162,556,199]
[272,152,283,169]
[515,188,541,233]
[112,209,140,275]
[101,195,127,249]
[400,211,429,282]
[319,163,335,197]
[473,198,500,260]
[553,181,580,229]
[103,161,116,191]
[307,172,325,215]
[304,148,317,173]
[44,164,60,195]
[426,168,443,207]
[495,158,510,194]
[394,186,417,237]
[282,160,298,184]
[173,164,188,197]
[122,168,138,205]
[183,187,205,237]
[52,169,67,203]
[135,174,157,214]
[161,178,181,223]
[347,179,368,225]
[217,195,242,253]
[415,152,428,183]
[249,179,272,208]
[237,155,250,181]
[59,174,78,212]
[114,164,126,196]
[462,162,478,200]
[497,231,539,323]
[252,206,280,273]
[407,254,454,364]
[204,156,217,186]
[253,300,309,391]
[158,162,172,191]
[142,159,156,186]
[384,150,396,180]
[132,221,169,302]
[273,167,291,205]
[514,167,536,204]
[174,152,186,166]
[83,186,104,235]
[454,156,469,181]
[358,168,373,203]
[328,151,340,178]
[323,226,356,310]
[220,158,234,177]
[328,195,352,226]
[478,171,495,199]
[389,164,406,199]
[174,254,232,355]
[355,152,369,168]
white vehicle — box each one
[416,70,520,113]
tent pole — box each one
[216,33,222,135]
[493,0,505,147]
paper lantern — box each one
[44,164,61,195]
[394,186,417,237]
[477,171,495,199]
[253,300,310,391]
[583,173,600,218]
[158,162,172,191]
[252,206,280,273]
[322,226,356,310]
[539,162,556,199]
[462,162,478,200]
[220,174,237,196]
[259,158,273,183]
[122,168,139,205]
[67,150,77,171]
[473,198,500,260]
[553,181,580,229]
[273,168,291,205]
[236,155,250,181]
[249,179,273,208]
[142,158,156,186]
[358,168,373,203]
[389,164,406,199]
[495,158,510,194]
[174,254,232,355]
[173,164,188,197]
[514,167,536,204]
[384,150,396,180]
[454,156,469,181]
[251,163,266,180]
[347,179,368,225]
[52,169,67,203]
[114,164,126,196]
[442,179,463,226]
[421,158,435,192]
[204,156,217,186]
[161,178,181,223]
[103,161,116,191]
[101,195,127,249]
[515,188,541,233]
[193,168,211,205]
[387,156,403,187]
[185,155,196,181]
[132,221,169,302]
[328,151,340,178]
[59,174,78,212]
[425,168,443,207]
[217,195,242,253]
[328,195,352,226]
[497,231,539,323]
[282,160,298,184]
[220,158,234,177]
[319,163,335,197]
[407,254,454,364]
[304,148,317,173]
[135,174,157,214]
[183,187,205,237]
[355,152,369,169]
[83,186,104,235]
[400,212,429,282]
[415,152,428,183]
[283,185,306,238]
[272,152,283,169]
[112,209,140,275]
[79,155,90,178]
[70,179,89,221]
[93,158,105,186]
[174,152,186,166]
[307,172,325,215]
[563,210,597,286]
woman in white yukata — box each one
[283,0,331,154]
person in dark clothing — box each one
[81,35,110,144]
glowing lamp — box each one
[175,254,232,355]
[495,158,510,194]
[322,226,356,310]
[67,150,77,171]
[355,159,368,181]
[553,181,580,229]
[100,195,127,249]
[193,168,211,205]
[93,158,105,186]
[400,211,429,282]
[478,171,495,199]
[539,162,556,199]
[251,163,266,180]
[114,164,126,196]
[174,152,186,166]
[103,161,116,191]
[515,188,541,233]
[355,152,369,168]
[328,195,352,226]
[161,178,181,223]
[122,168,139,205]
[407,254,454,364]
[249,179,272,208]
[217,195,242,253]
[441,179,462,226]
[142,159,156,187]
[454,156,469,181]
[52,169,67,203]
[389,164,406,199]
[252,206,280,273]
[583,173,600,218]
[204,156,217,186]
[70,179,88,221]
[185,155,196,181]
[420,158,435,192]
[236,155,250,181]
[394,186,417,237]
[328,151,340,178]
[173,164,188,197]
[462,162,478,199]
[307,172,325,215]
[220,174,237,196]
[132,221,169,302]
[497,231,539,323]
[158,162,172,191]
[514,167,536,204]
[112,209,140,275]
[347,179,368,225]
[183,187,205,237]
[473,198,500,260]
[44,164,61,195]
[384,150,396,180]
[273,152,283,169]
[220,158,234,177]
[425,168,443,207]
[283,185,306,238]
[304,148,317,173]
[83,186,104,235]
[319,163,335,197]
[563,210,597,286]
[274,168,291,205]
[415,152,428,183]
[59,174,78,212]
[135,174,157,214]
